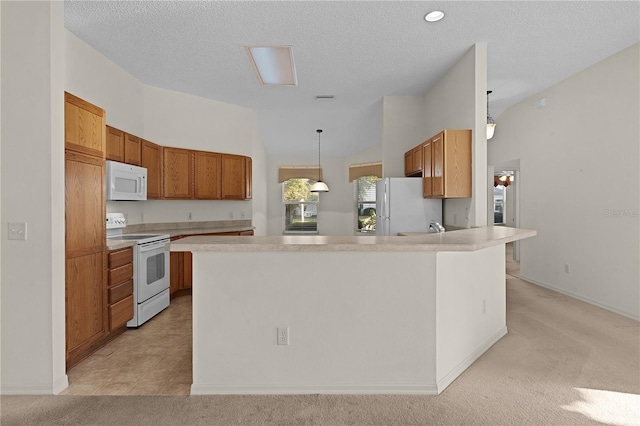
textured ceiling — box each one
[65,1,639,157]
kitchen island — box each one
[171,227,535,395]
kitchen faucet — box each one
[429,221,445,233]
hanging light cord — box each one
[316,129,323,181]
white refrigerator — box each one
[376,177,442,236]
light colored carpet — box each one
[2,273,639,425]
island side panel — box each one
[434,244,507,391]
[191,251,438,394]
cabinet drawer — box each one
[109,295,133,331]
[109,263,133,287]
[108,247,133,269]
[109,279,133,305]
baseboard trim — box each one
[519,275,640,322]
[436,326,508,394]
[191,384,438,395]
[1,384,56,395]
[53,375,69,395]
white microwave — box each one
[106,160,147,201]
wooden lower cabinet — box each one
[107,247,134,331]
[66,252,108,359]
[170,230,253,298]
[109,295,134,331]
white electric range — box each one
[106,213,170,327]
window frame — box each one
[282,179,320,235]
[354,176,379,235]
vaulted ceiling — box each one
[65,1,639,157]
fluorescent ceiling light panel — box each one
[246,46,298,86]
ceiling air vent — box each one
[314,95,336,100]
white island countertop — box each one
[170,226,536,253]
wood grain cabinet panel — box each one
[65,152,105,258]
[66,252,107,356]
[163,147,194,199]
[422,138,433,198]
[106,126,125,162]
[109,295,134,331]
[107,247,134,331]
[221,154,246,200]
[141,140,162,199]
[412,145,423,174]
[108,247,133,270]
[245,157,252,200]
[109,280,133,305]
[404,144,423,177]
[65,94,108,367]
[194,151,222,200]
[422,129,472,199]
[124,133,142,166]
[65,92,105,157]
[108,263,133,287]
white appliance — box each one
[106,160,147,201]
[106,213,170,327]
[376,177,442,236]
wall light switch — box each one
[8,222,27,240]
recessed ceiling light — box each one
[424,11,445,22]
[245,46,298,86]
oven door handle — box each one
[138,240,170,252]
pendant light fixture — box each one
[310,129,329,192]
[487,90,496,140]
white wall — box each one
[381,96,426,177]
[488,43,640,320]
[1,1,67,394]
[266,143,382,236]
[423,43,488,228]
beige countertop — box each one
[170,226,536,253]
[106,221,254,251]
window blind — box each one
[348,162,382,182]
[278,166,323,183]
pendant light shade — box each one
[310,129,329,192]
[487,90,496,140]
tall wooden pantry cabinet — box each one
[64,92,108,367]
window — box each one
[355,176,379,233]
[283,179,319,234]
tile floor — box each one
[63,245,520,396]
[61,295,192,395]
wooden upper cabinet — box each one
[404,151,413,176]
[221,154,246,200]
[106,126,125,162]
[404,143,423,177]
[422,129,472,199]
[65,92,105,157]
[412,145,423,174]
[194,151,222,200]
[124,133,142,166]
[106,127,141,166]
[141,140,162,199]
[245,157,252,200]
[162,147,194,199]
[422,138,433,198]
[432,133,445,197]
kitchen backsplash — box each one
[106,199,252,225]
